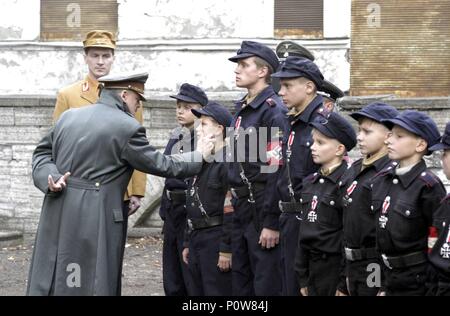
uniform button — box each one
[319,179,325,184]
[306,142,310,146]
[191,203,195,207]
[405,210,411,216]
[393,179,399,184]
[95,182,100,187]
[330,201,335,206]
[421,172,426,177]
[371,205,374,211]
[300,198,303,203]
[339,181,342,186]
[348,198,353,203]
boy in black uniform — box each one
[370,110,446,296]
[181,102,233,296]
[340,102,399,296]
[228,41,287,296]
[270,56,325,296]
[295,112,357,296]
[429,122,450,296]
[159,83,208,296]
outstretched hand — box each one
[197,133,215,159]
[48,172,71,192]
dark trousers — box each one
[162,204,193,296]
[346,259,380,296]
[306,252,341,296]
[231,190,282,296]
[383,262,428,296]
[279,212,301,296]
[188,227,232,296]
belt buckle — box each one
[278,200,283,212]
[166,190,172,201]
[344,247,354,261]
[187,218,193,231]
[382,254,392,269]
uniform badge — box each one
[379,196,390,229]
[440,227,450,259]
[307,195,318,222]
[346,181,358,196]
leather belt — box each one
[187,215,223,231]
[345,247,379,262]
[381,251,428,269]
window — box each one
[40,0,118,41]
[274,0,323,38]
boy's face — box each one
[441,150,450,179]
[310,129,344,166]
[234,57,264,88]
[195,116,222,143]
[84,48,115,79]
[278,77,311,109]
[387,126,427,161]
[357,118,391,156]
[176,101,201,128]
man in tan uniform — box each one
[53,30,147,214]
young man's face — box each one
[195,116,222,143]
[84,48,115,79]
[176,101,201,128]
[357,118,391,156]
[121,90,141,116]
[234,57,265,89]
[310,129,344,166]
[441,150,450,179]
[278,77,310,109]
[386,126,427,161]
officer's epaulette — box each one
[373,161,398,178]
[419,170,440,188]
[266,98,276,107]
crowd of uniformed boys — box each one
[152,40,450,297]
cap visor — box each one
[228,53,254,62]
[381,118,419,136]
[429,143,450,152]
[169,94,200,104]
[191,108,211,119]
[271,71,305,79]
[349,111,380,123]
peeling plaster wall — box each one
[0,0,40,41]
[118,0,274,39]
[0,40,350,95]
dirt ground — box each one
[0,235,164,296]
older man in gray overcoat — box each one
[27,73,211,296]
